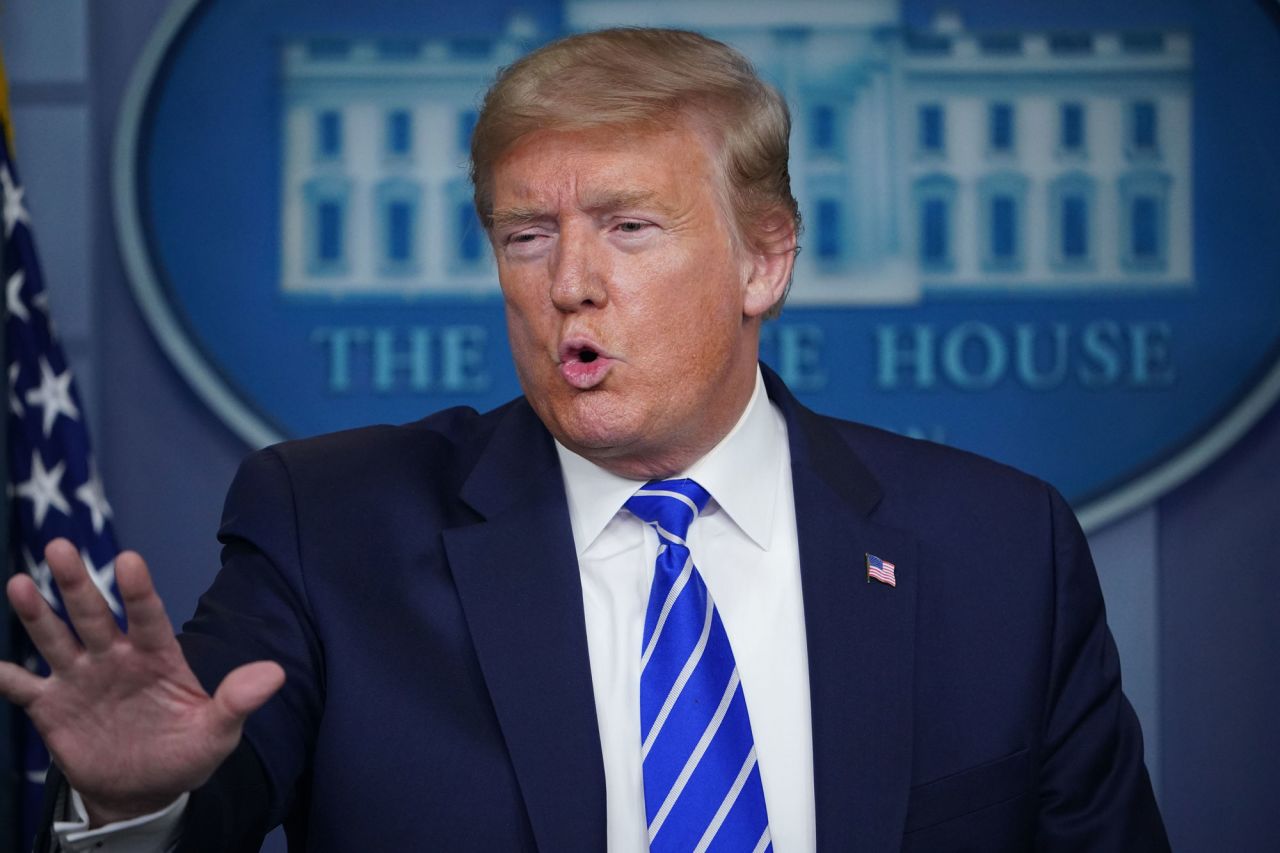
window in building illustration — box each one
[810,104,838,155]
[386,110,413,159]
[922,199,949,267]
[377,39,420,60]
[1048,33,1093,55]
[1059,103,1085,154]
[1062,197,1088,258]
[978,34,1022,56]
[1131,197,1159,258]
[449,180,489,272]
[458,201,485,265]
[815,198,843,263]
[918,104,945,155]
[989,103,1015,154]
[304,177,351,275]
[978,172,1028,272]
[905,32,952,56]
[376,180,421,275]
[990,196,1016,258]
[1121,32,1165,54]
[1129,101,1159,156]
[387,203,413,262]
[318,202,343,262]
[1049,173,1095,269]
[913,175,956,271]
[316,110,343,160]
[1118,171,1170,271]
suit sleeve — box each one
[1035,485,1170,851]
[173,446,326,847]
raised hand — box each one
[0,538,284,826]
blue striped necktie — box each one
[626,479,772,853]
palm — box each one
[0,539,283,824]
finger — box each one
[209,661,286,731]
[7,574,81,670]
[45,538,120,653]
[114,551,176,653]
[0,659,43,707]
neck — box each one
[587,365,759,481]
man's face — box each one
[488,121,788,478]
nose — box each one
[549,223,608,312]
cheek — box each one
[502,294,549,375]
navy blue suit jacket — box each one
[43,368,1167,851]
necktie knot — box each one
[624,479,711,542]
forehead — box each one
[489,122,724,213]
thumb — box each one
[210,661,286,728]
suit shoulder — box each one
[817,414,1056,521]
[241,400,521,492]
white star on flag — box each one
[15,449,71,528]
[81,549,122,616]
[75,459,114,534]
[9,362,23,416]
[1,162,30,237]
[25,356,80,436]
[22,547,58,608]
[32,286,50,319]
[7,269,29,322]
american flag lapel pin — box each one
[865,553,897,588]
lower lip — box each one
[559,357,614,390]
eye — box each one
[501,228,552,258]
[504,230,546,248]
[615,220,651,235]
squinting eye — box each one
[617,221,648,233]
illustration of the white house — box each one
[279,0,1194,304]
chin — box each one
[550,397,648,454]
[557,418,641,456]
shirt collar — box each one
[555,367,785,555]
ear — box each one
[741,211,797,319]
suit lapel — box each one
[442,401,607,852]
[767,368,918,852]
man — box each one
[1,28,1167,852]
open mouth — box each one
[559,341,613,389]
[561,341,605,365]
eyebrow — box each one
[487,207,547,231]
[488,188,671,231]
[581,188,666,214]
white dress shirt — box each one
[61,369,816,852]
[559,368,816,852]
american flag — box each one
[2,120,124,847]
[865,553,896,587]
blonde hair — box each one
[470,28,800,317]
